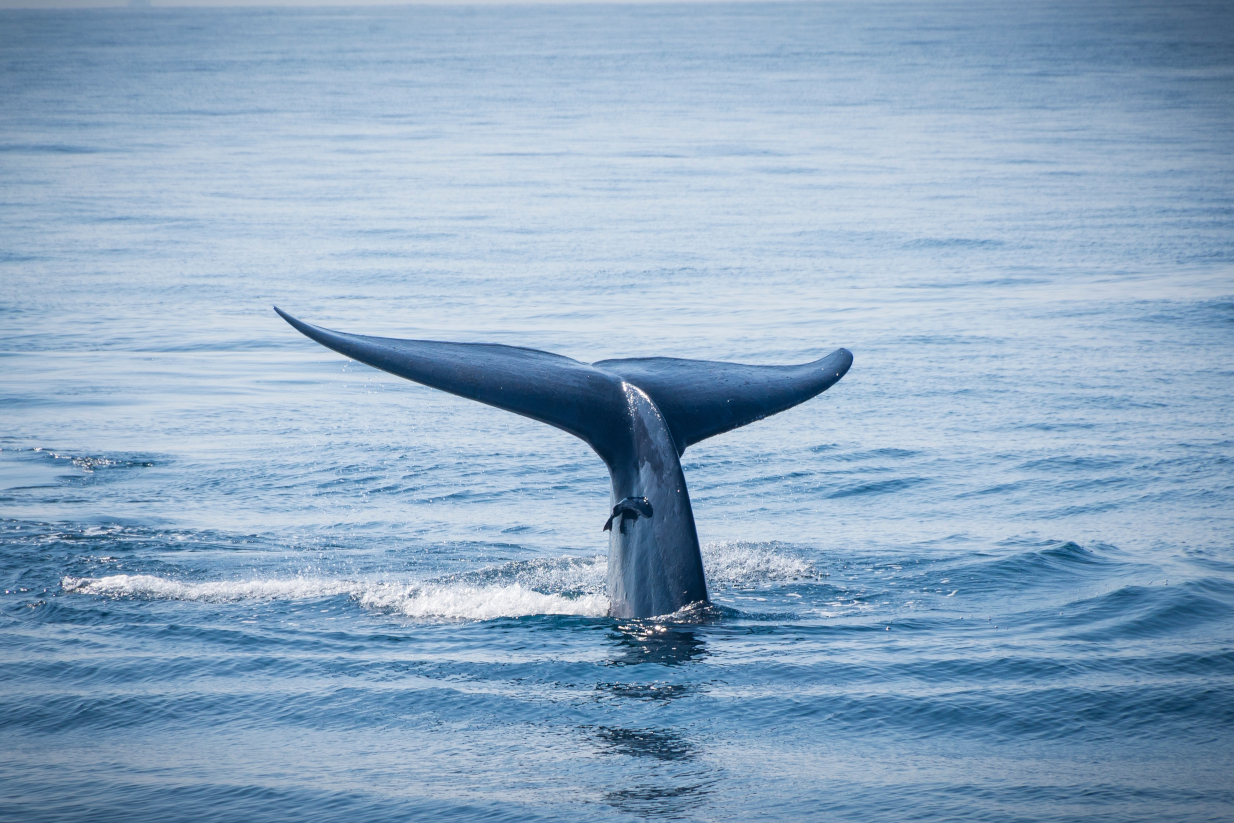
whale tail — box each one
[273,307,851,458]
[274,307,851,618]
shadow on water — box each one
[596,624,707,700]
[592,726,695,762]
[598,681,694,701]
[590,626,718,816]
[606,624,709,668]
[589,726,718,819]
[604,776,717,820]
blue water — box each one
[3,1,1234,820]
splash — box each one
[61,543,811,620]
[62,573,609,619]
[701,541,816,585]
[358,582,608,620]
[61,574,357,602]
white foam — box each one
[359,582,608,620]
[61,543,810,620]
[456,554,606,593]
[61,574,357,602]
[701,541,815,585]
[61,573,607,620]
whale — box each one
[274,307,852,619]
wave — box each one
[60,541,812,620]
[61,574,358,602]
[62,573,609,620]
[359,582,608,620]
[701,541,816,585]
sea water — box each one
[2,2,1233,820]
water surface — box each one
[2,2,1233,820]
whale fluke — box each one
[274,307,851,618]
[594,353,853,454]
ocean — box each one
[2,1,1233,820]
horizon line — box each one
[2,0,833,9]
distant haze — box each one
[3,0,789,8]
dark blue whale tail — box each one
[273,307,850,458]
[274,307,851,618]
